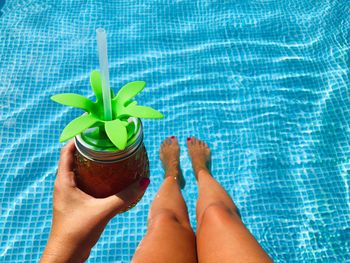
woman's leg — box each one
[132,137,197,263]
[187,137,272,263]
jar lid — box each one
[75,117,144,162]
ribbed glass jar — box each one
[73,118,150,205]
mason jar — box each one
[73,117,149,207]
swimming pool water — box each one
[1,0,349,262]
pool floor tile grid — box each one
[0,0,349,262]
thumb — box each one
[99,177,150,216]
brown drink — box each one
[73,118,149,205]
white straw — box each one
[96,28,112,121]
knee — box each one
[198,203,240,227]
[148,209,193,232]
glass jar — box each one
[73,117,149,205]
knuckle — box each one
[52,199,65,212]
[60,147,67,155]
[53,180,62,192]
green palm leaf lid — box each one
[51,70,164,150]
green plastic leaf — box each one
[111,100,138,118]
[122,105,164,119]
[125,100,137,107]
[105,119,128,150]
[59,114,99,142]
[113,81,146,105]
[90,70,103,102]
[51,93,95,112]
[121,121,129,126]
[126,121,135,139]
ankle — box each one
[165,166,180,177]
[192,160,210,178]
[197,168,210,178]
[164,160,179,170]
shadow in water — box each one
[0,0,5,17]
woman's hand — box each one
[40,140,150,263]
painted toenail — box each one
[171,136,175,139]
[187,137,191,141]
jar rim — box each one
[74,117,143,163]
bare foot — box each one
[159,136,185,188]
[187,136,211,179]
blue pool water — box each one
[1,0,350,262]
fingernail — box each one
[171,136,175,139]
[139,178,150,190]
[187,137,191,141]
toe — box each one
[191,136,196,145]
[171,136,178,145]
[168,137,174,144]
[159,144,165,153]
